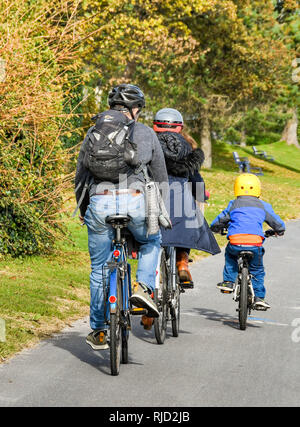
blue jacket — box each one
[210,196,285,239]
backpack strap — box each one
[72,173,91,218]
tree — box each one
[274,1,300,147]
[79,0,292,166]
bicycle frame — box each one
[161,247,177,292]
[169,247,177,292]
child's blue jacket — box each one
[210,196,285,239]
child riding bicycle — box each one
[210,173,285,310]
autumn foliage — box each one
[0,0,82,256]
[0,0,298,256]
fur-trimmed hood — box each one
[157,131,205,177]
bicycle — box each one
[153,247,192,344]
[103,214,145,376]
[218,228,276,331]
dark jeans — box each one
[223,244,266,298]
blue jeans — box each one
[84,193,161,331]
[223,244,266,298]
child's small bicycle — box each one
[219,228,276,331]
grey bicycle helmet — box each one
[153,108,184,133]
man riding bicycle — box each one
[75,84,168,349]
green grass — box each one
[1,139,300,361]
[243,141,300,173]
[0,208,91,361]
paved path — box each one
[0,221,300,407]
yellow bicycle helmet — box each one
[234,173,261,197]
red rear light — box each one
[109,295,117,304]
[113,250,120,258]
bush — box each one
[0,0,82,257]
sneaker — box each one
[217,281,234,293]
[130,282,159,318]
[86,330,109,350]
[253,297,270,310]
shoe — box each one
[140,315,154,330]
[176,251,193,284]
[130,282,159,318]
[253,297,270,310]
[217,281,234,293]
[86,330,109,350]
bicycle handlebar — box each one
[264,229,284,238]
[211,226,283,238]
[264,229,275,238]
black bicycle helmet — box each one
[108,84,145,110]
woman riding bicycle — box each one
[153,108,220,283]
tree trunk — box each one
[201,116,212,168]
[240,129,247,147]
[281,109,299,148]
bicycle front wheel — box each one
[239,267,248,331]
[154,250,168,344]
[110,273,122,376]
[171,285,180,337]
[121,317,129,364]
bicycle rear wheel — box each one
[121,317,129,364]
[239,267,248,331]
[110,273,122,376]
[154,250,168,344]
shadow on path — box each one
[183,307,261,330]
[50,329,144,377]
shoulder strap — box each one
[72,173,91,218]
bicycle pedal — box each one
[221,290,232,294]
[130,307,148,316]
[180,281,194,289]
[253,306,268,312]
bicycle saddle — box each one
[239,251,254,260]
[105,214,131,227]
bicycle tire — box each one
[110,273,122,376]
[154,250,168,344]
[121,319,129,364]
[171,285,180,337]
[239,267,248,331]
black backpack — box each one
[83,110,138,183]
